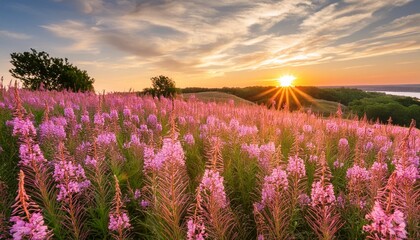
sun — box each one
[278,75,296,87]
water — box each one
[375,91,420,99]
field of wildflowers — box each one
[0,84,419,239]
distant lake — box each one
[374,91,420,99]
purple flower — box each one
[309,155,318,163]
[124,134,142,148]
[39,120,66,140]
[336,194,345,208]
[64,107,75,120]
[84,155,98,167]
[261,167,288,206]
[123,107,131,118]
[298,193,311,207]
[363,201,407,239]
[326,122,338,133]
[81,113,90,124]
[302,124,312,133]
[370,162,387,175]
[53,160,90,201]
[94,113,105,126]
[108,213,131,232]
[395,165,418,184]
[10,213,49,240]
[241,143,260,159]
[286,155,306,178]
[333,160,344,169]
[199,169,228,208]
[143,138,185,172]
[258,142,275,166]
[140,200,149,208]
[338,138,348,148]
[184,133,195,146]
[11,118,37,137]
[242,142,275,170]
[19,143,47,166]
[346,165,371,182]
[96,132,117,145]
[133,189,141,200]
[187,217,206,240]
[237,125,258,137]
[110,109,119,120]
[310,181,336,206]
[229,119,240,130]
[178,116,186,126]
[364,142,374,151]
[147,114,158,127]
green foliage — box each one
[143,75,179,99]
[349,96,420,126]
[9,49,94,92]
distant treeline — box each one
[181,86,420,127]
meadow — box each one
[0,85,419,239]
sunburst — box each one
[255,75,319,111]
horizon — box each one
[1,0,419,92]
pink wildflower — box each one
[39,120,66,140]
[96,132,117,145]
[338,138,348,148]
[363,201,407,239]
[108,213,131,231]
[286,155,306,178]
[346,165,371,182]
[187,218,206,240]
[18,143,47,166]
[261,167,289,206]
[143,138,185,172]
[199,169,228,208]
[302,124,313,133]
[53,160,90,201]
[310,181,336,206]
[184,133,195,146]
[10,213,49,240]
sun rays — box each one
[255,75,318,111]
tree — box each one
[9,48,94,92]
[143,75,178,99]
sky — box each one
[0,0,419,92]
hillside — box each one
[181,86,420,126]
[182,91,254,105]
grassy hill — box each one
[181,86,419,126]
[304,99,346,115]
[182,91,254,105]
[182,91,344,116]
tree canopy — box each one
[143,75,178,99]
[9,48,94,92]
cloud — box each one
[42,0,418,77]
[42,21,100,53]
[0,30,31,40]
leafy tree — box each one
[9,48,94,92]
[143,75,178,99]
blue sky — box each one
[1,0,419,92]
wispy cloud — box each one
[42,0,418,78]
[0,30,31,40]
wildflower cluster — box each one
[53,160,90,201]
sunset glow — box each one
[278,75,296,87]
